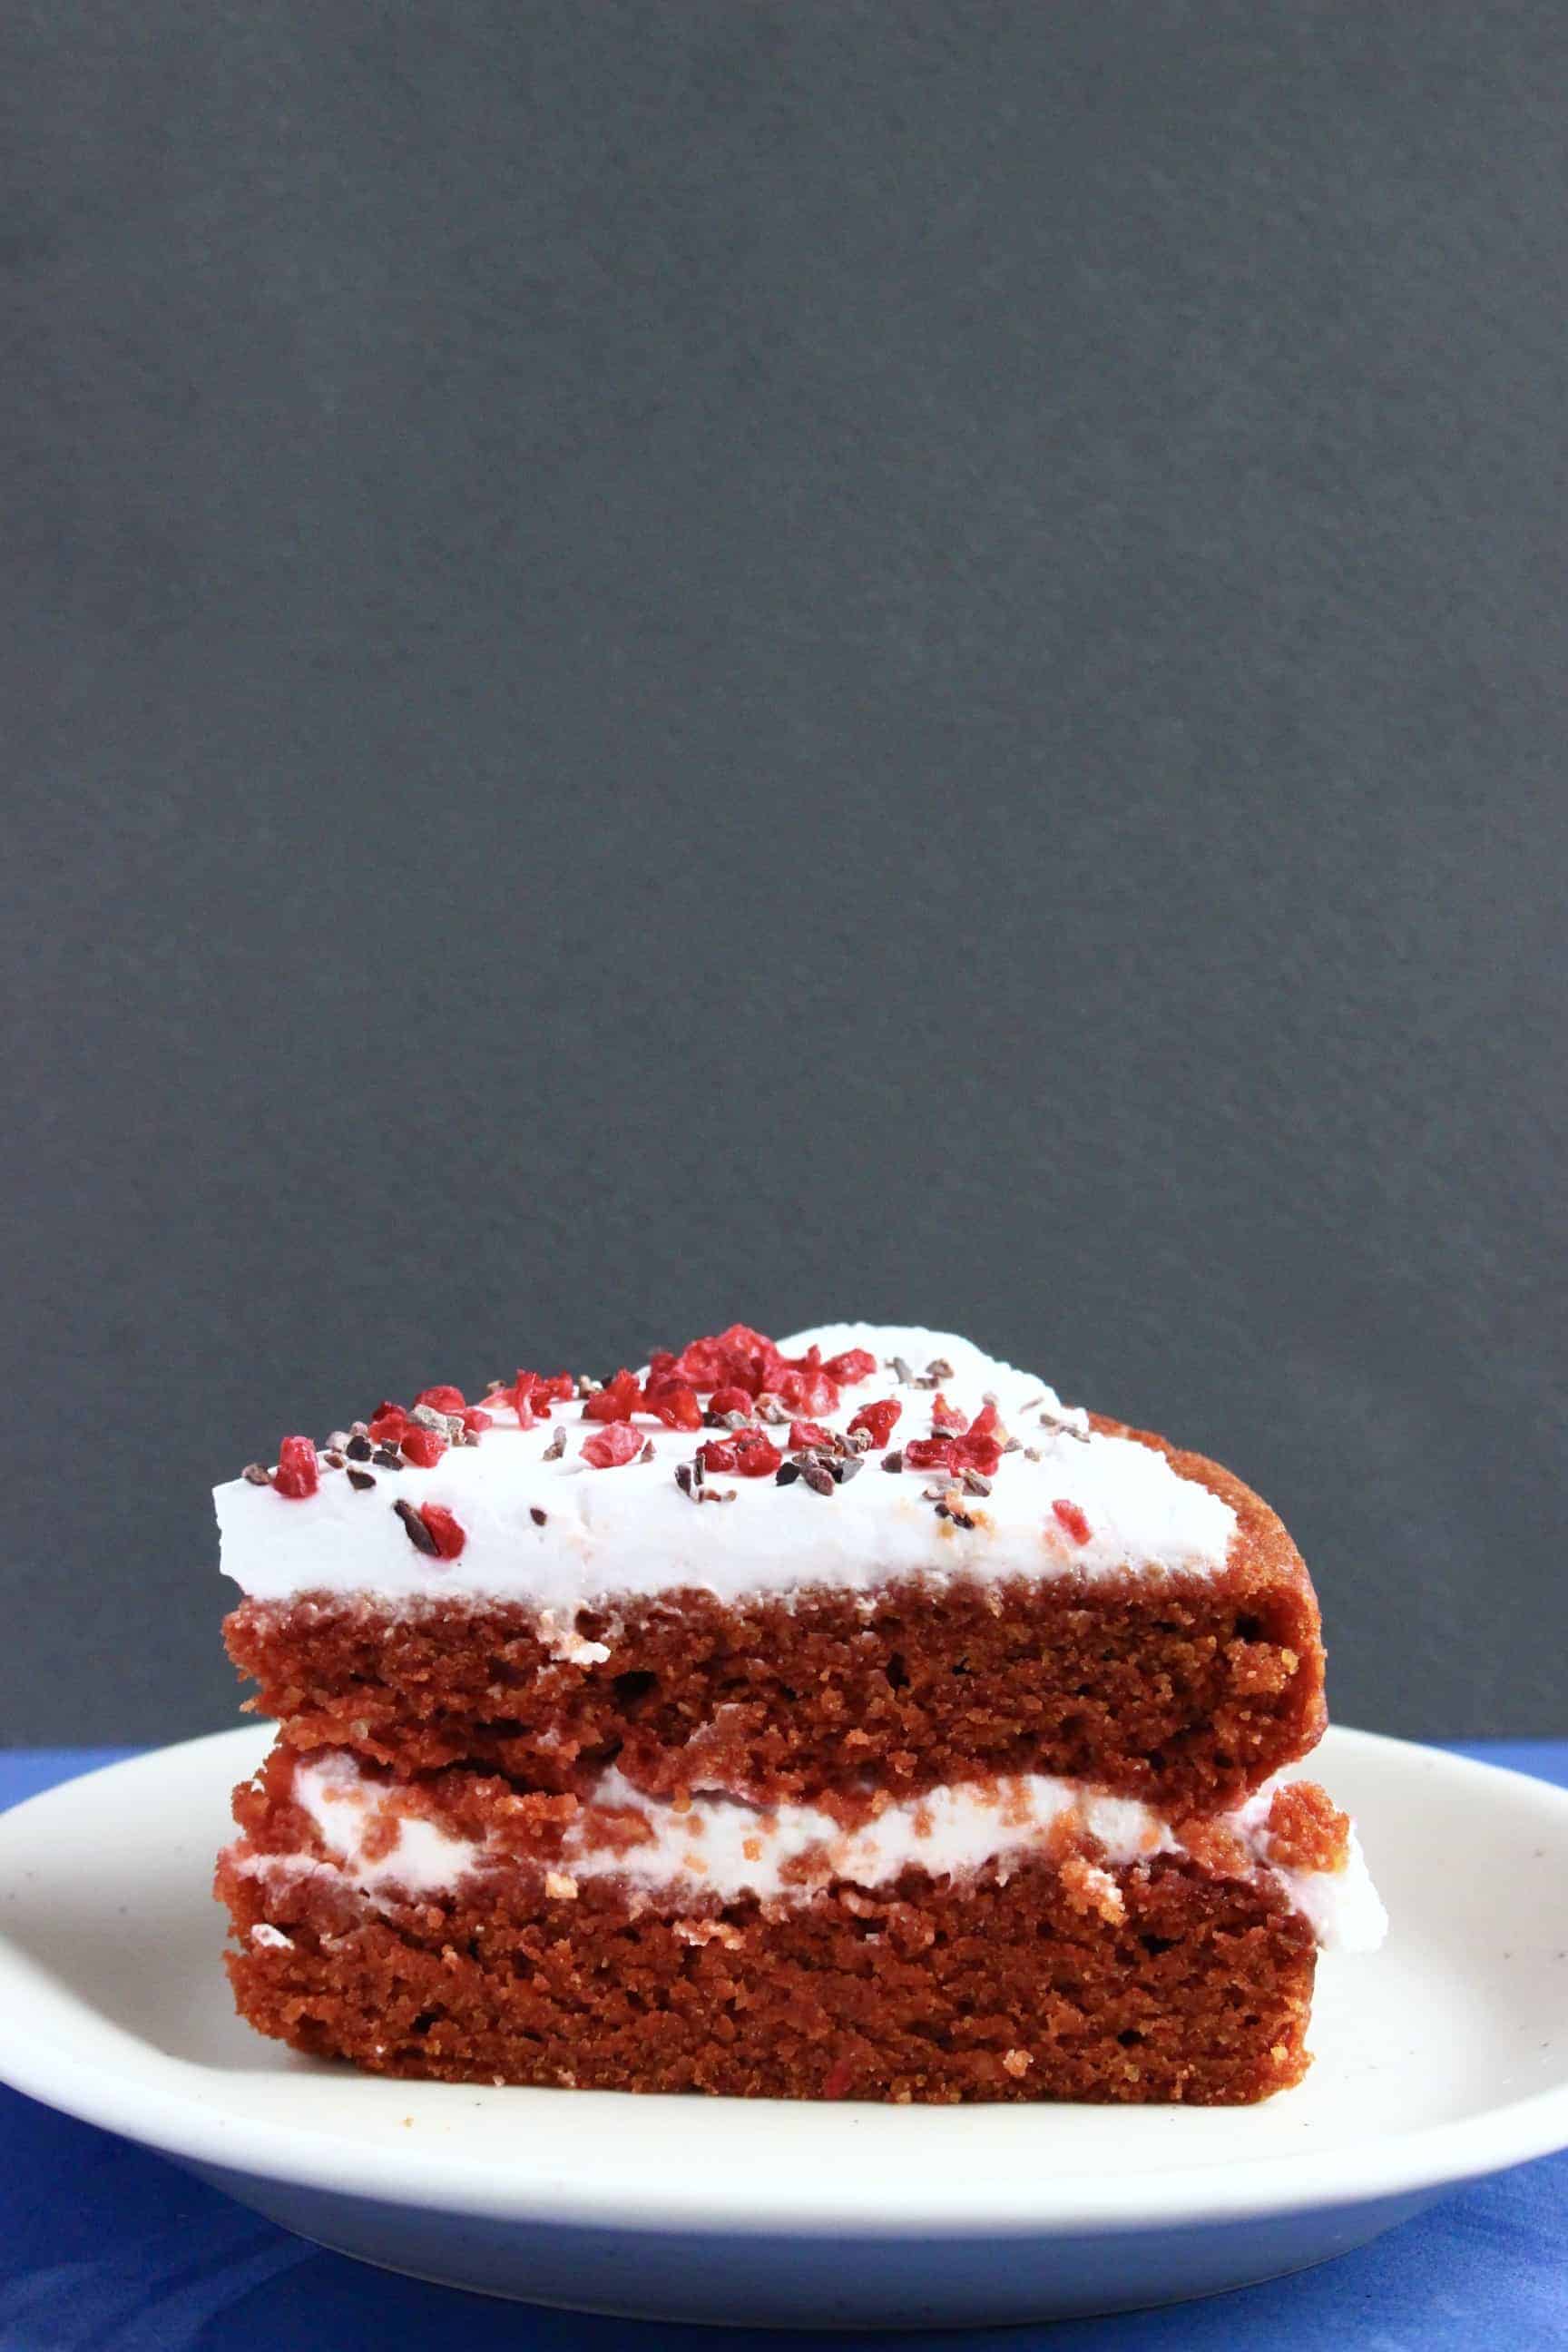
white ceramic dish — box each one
[0,1724,1565,2329]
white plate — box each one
[1,1725,1565,2330]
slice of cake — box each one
[214,1321,1383,2103]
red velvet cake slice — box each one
[214,1321,1383,2102]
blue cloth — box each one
[1,1744,1564,2351]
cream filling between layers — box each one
[238,1750,1386,1955]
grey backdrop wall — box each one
[4,3,1564,1744]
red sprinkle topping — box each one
[661,1324,782,1397]
[418,1503,466,1560]
[904,1396,1003,1477]
[510,1370,573,1428]
[731,1429,783,1477]
[415,1385,466,1415]
[260,1332,1034,1523]
[902,1396,1003,1475]
[848,1397,901,1447]
[583,1367,645,1424]
[1053,1498,1092,1544]
[273,1436,319,1499]
[776,1366,841,1417]
[654,1324,844,1403]
[699,1428,780,1475]
[647,1382,702,1431]
[708,1385,756,1420]
[582,1422,642,1469]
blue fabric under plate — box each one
[1,1740,1564,2352]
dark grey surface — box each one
[4,4,1564,1744]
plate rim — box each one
[2,1722,1566,2239]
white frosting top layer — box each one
[216,1323,1240,1612]
[265,1749,1385,1955]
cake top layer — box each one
[215,1321,1240,1612]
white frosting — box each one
[216,1323,1238,1613]
[263,1751,1384,1955]
[1230,1787,1389,1954]
[568,1768,1174,1892]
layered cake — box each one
[215,1321,1384,2103]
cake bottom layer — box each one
[219,1840,1323,2105]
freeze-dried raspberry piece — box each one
[709,1385,756,1419]
[368,1405,409,1446]
[789,1419,833,1450]
[459,1406,494,1434]
[667,1336,733,1383]
[848,1397,901,1446]
[665,1323,883,1399]
[937,1397,1003,1475]
[776,1366,840,1417]
[400,1426,447,1469]
[701,1323,858,1396]
[731,1429,783,1477]
[1053,1498,1092,1544]
[904,1436,956,1472]
[417,1503,466,1560]
[664,1336,727,1391]
[415,1385,466,1414]
[699,1436,740,1475]
[583,1368,645,1424]
[667,1324,783,1396]
[646,1382,702,1431]
[510,1370,573,1428]
[582,1422,642,1468]
[930,1391,967,1436]
[273,1436,319,1499]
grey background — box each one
[4,4,1563,1745]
